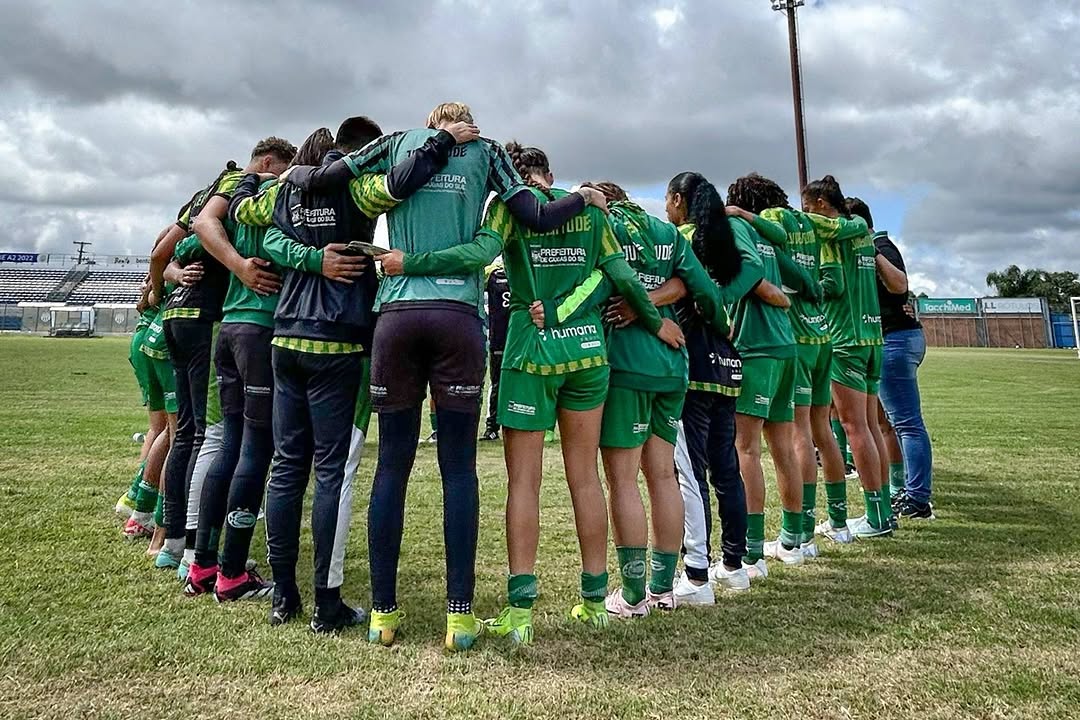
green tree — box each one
[986,265,1080,312]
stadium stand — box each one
[68,270,143,304]
[0,267,69,303]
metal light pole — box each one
[772,0,808,189]
[73,240,93,266]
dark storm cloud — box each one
[0,0,1077,296]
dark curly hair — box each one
[249,136,297,164]
[727,173,790,215]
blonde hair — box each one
[426,101,473,129]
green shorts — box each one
[600,385,685,448]
[132,350,177,414]
[794,342,833,408]
[736,356,795,423]
[498,365,610,432]
[831,345,882,395]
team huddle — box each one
[115,101,934,651]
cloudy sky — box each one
[1,0,1077,296]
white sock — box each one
[182,548,196,565]
[163,538,185,557]
[131,511,154,527]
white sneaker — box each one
[604,588,650,618]
[815,519,854,544]
[849,516,893,538]
[742,558,769,582]
[801,541,819,559]
[710,563,751,592]
[673,572,715,606]
[845,514,867,530]
[764,539,805,565]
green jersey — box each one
[760,207,829,344]
[139,305,170,360]
[343,131,526,313]
[221,179,279,327]
[808,214,880,347]
[606,202,729,391]
[722,217,796,360]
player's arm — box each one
[345,127,460,219]
[193,195,281,296]
[755,281,791,308]
[875,239,908,294]
[728,206,787,247]
[229,175,279,228]
[395,197,510,277]
[773,246,822,304]
[259,227,366,285]
[806,213,869,242]
[150,215,191,299]
[719,218,767,304]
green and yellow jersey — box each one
[807,213,880,347]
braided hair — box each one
[727,173,791,215]
[667,172,741,286]
[292,128,334,167]
[803,175,850,218]
[505,140,554,200]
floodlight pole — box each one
[73,240,93,266]
[772,0,809,190]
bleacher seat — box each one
[0,268,68,304]
[68,270,144,304]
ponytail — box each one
[803,174,850,218]
[505,140,554,200]
[668,172,741,286]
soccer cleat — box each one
[709,563,751,592]
[801,541,820,559]
[122,517,154,540]
[421,431,437,445]
[673,573,715,606]
[486,606,534,646]
[646,588,677,611]
[155,547,182,571]
[844,464,859,480]
[214,569,274,603]
[367,609,405,646]
[604,589,650,619]
[115,494,137,519]
[764,539,806,566]
[890,488,909,512]
[849,517,893,539]
[445,612,484,652]
[311,600,367,634]
[742,558,769,582]
[845,515,867,531]
[176,557,190,581]
[270,586,303,626]
[816,519,854,544]
[569,599,609,629]
[898,499,936,520]
[478,428,500,442]
[183,562,219,597]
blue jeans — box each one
[878,329,933,503]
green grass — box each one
[1,335,1078,719]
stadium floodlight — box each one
[1071,297,1080,359]
[771,0,809,189]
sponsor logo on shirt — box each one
[447,384,481,398]
[435,278,466,285]
[858,255,877,269]
[862,314,881,325]
[637,272,667,290]
[531,245,587,265]
[756,243,776,257]
[507,401,536,416]
[548,324,598,340]
[581,340,601,350]
[708,353,742,369]
[291,205,337,228]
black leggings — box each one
[368,405,480,610]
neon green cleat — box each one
[367,609,405,647]
[570,599,609,629]
[486,606,533,646]
[115,494,136,519]
[445,612,484,652]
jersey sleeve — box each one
[400,197,509,276]
[543,270,612,329]
[673,231,730,336]
[212,171,245,202]
[348,174,399,220]
[774,245,821,302]
[819,238,845,299]
[720,218,766,304]
[747,212,787,247]
[231,179,279,227]
[594,219,663,334]
[260,226,324,274]
[486,142,529,201]
[172,234,204,265]
[341,134,398,179]
[806,213,868,242]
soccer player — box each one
[284,102,609,650]
[241,116,479,633]
[590,179,731,616]
[847,197,934,520]
[149,138,296,571]
[727,173,845,553]
[480,260,510,442]
[802,176,891,538]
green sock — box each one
[879,487,894,525]
[507,573,538,609]
[780,509,803,549]
[126,461,146,502]
[863,489,882,529]
[616,546,647,604]
[648,550,679,595]
[134,480,159,514]
[430,412,438,433]
[889,462,906,492]
[154,492,164,526]
[801,483,818,544]
[831,418,851,465]
[580,571,608,602]
[825,481,848,528]
[744,512,766,564]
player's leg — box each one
[706,395,750,591]
[178,322,219,582]
[330,357,373,604]
[762,357,805,564]
[734,356,776,577]
[160,319,201,567]
[791,344,819,552]
[879,329,934,519]
[812,403,851,542]
[600,386,650,617]
[638,390,685,609]
[674,391,714,605]
[127,413,169,540]
[831,372,888,538]
[481,349,503,441]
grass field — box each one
[1,335,1078,719]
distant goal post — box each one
[1072,297,1080,359]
